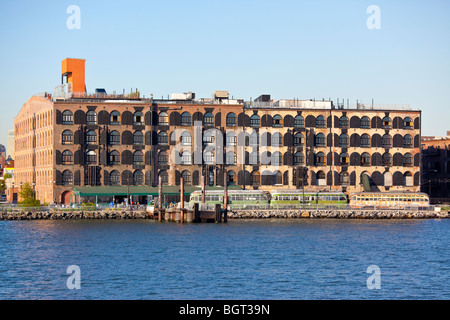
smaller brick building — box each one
[421,131,450,203]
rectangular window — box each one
[110,135,120,145]
[226,135,236,146]
[226,117,236,127]
[62,154,73,164]
[62,113,73,125]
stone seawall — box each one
[228,210,450,220]
[0,211,150,220]
[0,209,449,221]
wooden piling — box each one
[215,204,222,223]
[193,203,199,222]
[180,177,184,224]
[224,170,228,210]
[201,174,206,206]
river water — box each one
[0,219,449,300]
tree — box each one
[0,174,12,195]
[19,182,41,207]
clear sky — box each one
[0,0,449,148]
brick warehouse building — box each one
[13,59,422,204]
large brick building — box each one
[13,59,423,204]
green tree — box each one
[0,174,12,195]
[19,182,41,207]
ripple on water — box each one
[0,219,449,299]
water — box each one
[0,219,449,300]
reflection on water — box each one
[0,219,449,300]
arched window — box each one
[158,151,169,165]
[294,152,304,165]
[62,130,73,145]
[133,131,144,145]
[133,111,143,125]
[159,171,168,185]
[133,151,144,165]
[272,152,282,166]
[86,150,97,164]
[110,171,120,185]
[382,116,392,129]
[294,115,304,127]
[110,111,121,125]
[316,152,325,165]
[86,110,97,125]
[403,134,413,148]
[382,134,392,148]
[133,170,144,185]
[316,171,326,186]
[62,110,73,125]
[109,131,120,145]
[62,150,73,164]
[273,171,283,185]
[339,116,349,128]
[250,114,260,128]
[361,134,371,148]
[158,112,168,125]
[294,133,305,146]
[62,170,73,185]
[404,172,413,187]
[250,152,260,165]
[384,172,393,187]
[361,152,371,166]
[109,150,120,165]
[340,172,349,185]
[158,131,168,145]
[404,117,413,129]
[226,132,236,146]
[316,115,326,128]
[315,133,325,147]
[181,171,191,185]
[340,153,349,165]
[251,171,260,186]
[339,134,349,147]
[250,132,259,146]
[181,112,191,126]
[227,171,236,185]
[204,151,214,165]
[361,116,371,129]
[403,153,413,166]
[226,113,237,127]
[203,131,214,145]
[203,112,214,125]
[382,152,392,166]
[273,115,283,127]
[181,151,191,165]
[86,130,97,145]
[180,131,191,146]
[272,133,282,147]
[226,152,237,165]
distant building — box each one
[14,58,423,205]
[7,129,14,159]
[0,144,6,178]
[421,131,450,203]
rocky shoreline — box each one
[228,209,450,220]
[0,210,150,220]
[0,209,449,220]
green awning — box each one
[74,185,242,197]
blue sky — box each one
[0,0,449,147]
